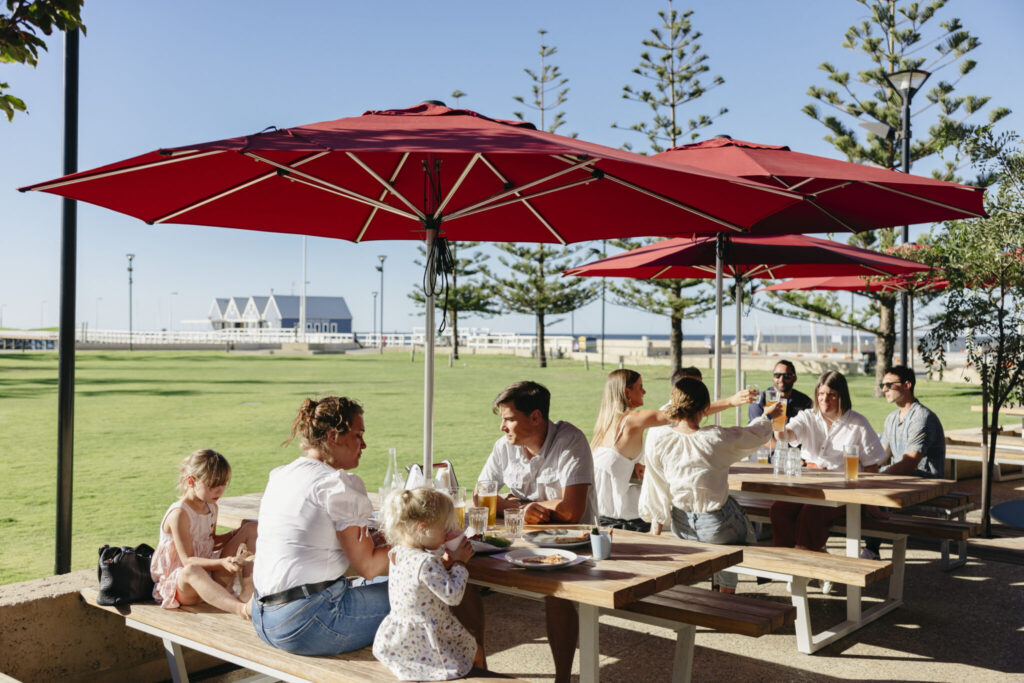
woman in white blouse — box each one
[639,377,783,593]
[771,370,887,553]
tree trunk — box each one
[669,314,683,374]
[537,309,547,368]
[873,301,897,396]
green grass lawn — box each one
[0,351,983,585]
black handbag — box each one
[96,543,156,606]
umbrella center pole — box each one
[714,234,726,425]
[423,223,439,476]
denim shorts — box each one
[252,577,390,655]
[670,497,753,589]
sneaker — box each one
[860,548,881,561]
[821,580,834,595]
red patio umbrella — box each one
[655,137,986,234]
[21,103,808,473]
[564,234,930,414]
[758,273,950,367]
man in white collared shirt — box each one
[475,380,594,683]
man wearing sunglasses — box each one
[749,360,812,427]
[862,364,946,560]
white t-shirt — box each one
[639,416,773,526]
[253,457,374,596]
[786,409,888,471]
[477,420,597,525]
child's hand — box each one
[447,535,474,565]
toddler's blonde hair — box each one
[177,449,231,496]
[381,487,457,547]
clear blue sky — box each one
[2,0,1022,338]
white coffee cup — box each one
[444,530,466,553]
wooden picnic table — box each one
[728,462,953,649]
[217,494,741,682]
[945,427,1024,481]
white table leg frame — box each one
[599,607,695,683]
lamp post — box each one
[126,253,135,351]
[168,291,178,333]
[0,303,5,329]
[372,291,378,346]
[376,255,386,353]
[40,300,47,328]
[589,242,607,369]
[95,297,102,329]
[885,67,930,367]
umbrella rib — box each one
[804,197,858,232]
[596,172,746,233]
[345,152,424,218]
[242,152,420,221]
[151,151,330,225]
[356,153,409,242]
[650,266,672,279]
[474,154,566,244]
[434,153,480,217]
[808,180,852,196]
[445,157,596,221]
[26,150,224,192]
[861,180,985,216]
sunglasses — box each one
[772,373,796,379]
[879,381,902,390]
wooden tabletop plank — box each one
[728,463,954,508]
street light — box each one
[168,291,178,333]
[589,241,607,369]
[372,291,378,346]
[885,67,930,366]
[126,253,135,351]
[376,255,386,353]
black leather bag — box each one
[96,543,156,606]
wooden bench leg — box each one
[670,624,696,683]
[163,638,190,683]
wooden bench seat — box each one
[740,499,978,570]
[600,585,795,683]
[80,588,522,683]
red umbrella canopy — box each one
[564,234,931,280]
[758,274,949,293]
[655,137,986,234]
[21,104,805,244]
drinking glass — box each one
[466,506,489,535]
[755,446,770,464]
[451,486,467,529]
[745,384,759,404]
[476,480,499,528]
[843,444,860,481]
[504,507,524,541]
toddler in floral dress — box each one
[373,488,477,681]
[150,449,258,616]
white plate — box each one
[505,547,579,570]
[522,529,591,548]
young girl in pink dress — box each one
[373,488,477,681]
[150,449,258,616]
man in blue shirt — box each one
[749,360,812,448]
[862,364,946,559]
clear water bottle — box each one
[381,447,405,496]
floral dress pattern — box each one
[150,500,220,608]
[372,546,476,681]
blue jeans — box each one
[252,577,390,655]
[671,497,753,590]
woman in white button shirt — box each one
[639,377,783,593]
[771,371,887,552]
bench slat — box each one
[739,546,893,587]
[81,588,520,682]
[740,503,979,541]
[621,585,795,637]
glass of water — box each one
[504,507,525,541]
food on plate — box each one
[553,533,588,544]
[481,534,511,548]
[521,553,568,565]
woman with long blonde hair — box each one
[590,369,669,530]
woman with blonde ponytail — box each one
[638,378,783,593]
[251,396,391,655]
[591,369,670,531]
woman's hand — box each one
[765,400,785,419]
[730,388,757,407]
[220,556,242,574]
